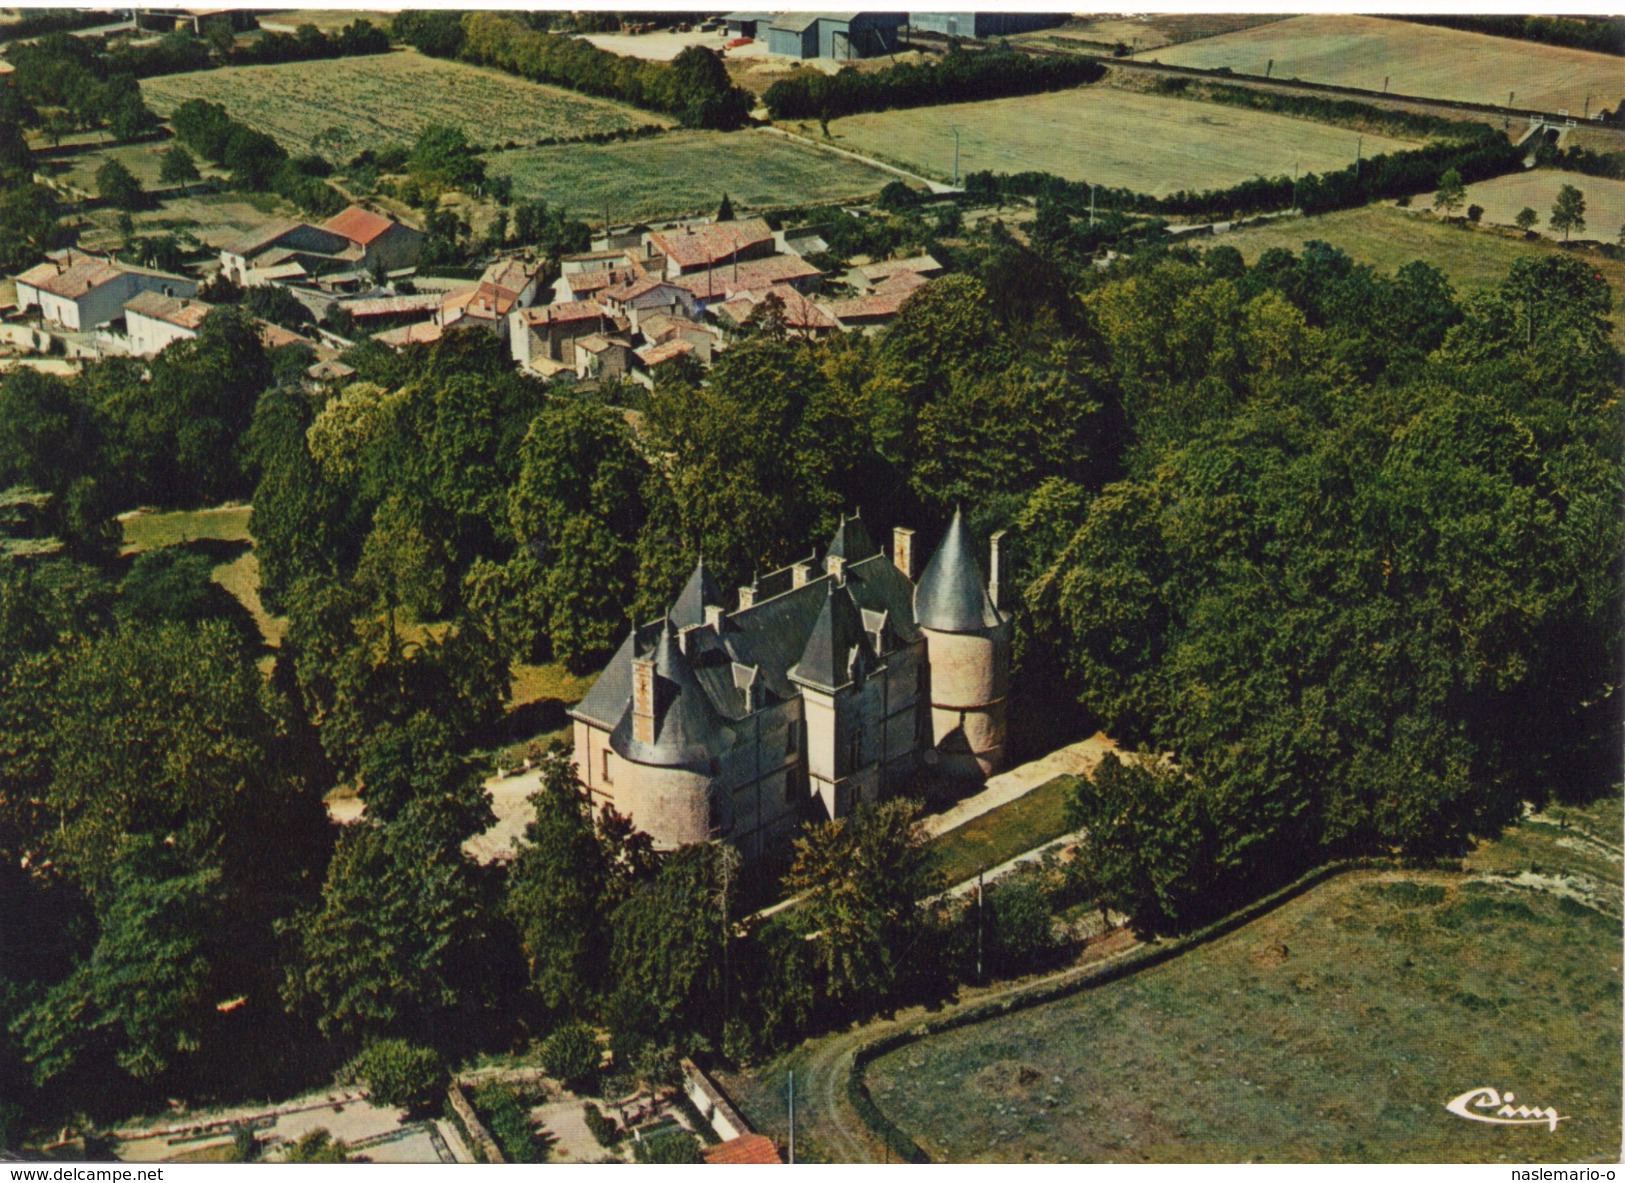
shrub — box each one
[542,1021,601,1092]
[342,1039,448,1111]
[281,1129,349,1163]
[1466,203,1484,224]
[472,1083,544,1163]
[582,1102,621,1147]
[633,1130,702,1164]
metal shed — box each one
[767,12,907,59]
[909,12,1066,38]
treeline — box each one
[396,10,751,131]
[763,44,1105,121]
[226,19,390,67]
[4,32,167,141]
[1154,75,1491,143]
[0,10,111,42]
[169,99,346,217]
[1042,245,1619,931]
[1392,14,1624,56]
[0,93,63,271]
[1534,140,1625,182]
[965,125,1521,221]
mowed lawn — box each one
[1155,15,1625,117]
[929,775,1080,888]
[824,87,1414,195]
[485,129,895,222]
[141,50,666,157]
[1214,202,1625,348]
[867,794,1623,1163]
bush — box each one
[281,1129,349,1163]
[985,876,1056,972]
[582,1102,621,1147]
[633,1130,702,1164]
[1466,203,1484,224]
[343,1039,448,1111]
[541,1021,601,1092]
[472,1083,545,1163]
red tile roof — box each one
[637,338,696,366]
[124,291,211,330]
[322,205,399,247]
[702,1134,782,1165]
[857,253,942,283]
[648,218,772,272]
[667,255,821,300]
[563,266,643,296]
[517,300,607,326]
[374,320,443,348]
[342,293,443,319]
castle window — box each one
[601,749,613,786]
[786,717,799,756]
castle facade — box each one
[569,509,1012,860]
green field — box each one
[824,87,1414,195]
[1212,202,1625,347]
[484,129,896,222]
[1433,169,1625,240]
[141,50,666,157]
[867,794,1623,1162]
[930,776,1080,888]
[1155,15,1625,117]
[121,505,254,553]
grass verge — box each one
[928,775,1080,887]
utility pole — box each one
[788,1071,795,1164]
[1356,135,1362,170]
[1383,75,1389,93]
[952,127,960,188]
[1089,183,1096,229]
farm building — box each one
[570,508,1012,859]
[910,12,1065,38]
[321,206,425,275]
[437,258,546,340]
[14,250,195,332]
[508,300,622,373]
[219,207,422,287]
[722,11,777,38]
[646,218,776,277]
[766,12,907,60]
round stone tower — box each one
[913,508,1012,779]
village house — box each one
[824,268,932,328]
[646,218,776,278]
[599,273,700,332]
[119,291,317,357]
[713,284,839,339]
[570,508,1011,859]
[14,250,195,332]
[508,300,622,373]
[218,206,421,286]
[434,257,545,342]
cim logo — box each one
[1445,1087,1568,1132]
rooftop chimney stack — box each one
[989,529,1008,611]
[704,604,725,630]
[893,526,916,581]
[791,559,812,588]
[631,653,656,745]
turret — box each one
[914,507,1011,777]
[607,617,723,848]
[790,578,878,819]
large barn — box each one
[909,12,1067,38]
[765,12,907,59]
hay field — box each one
[484,129,895,222]
[867,795,1622,1163]
[1433,169,1625,239]
[255,10,395,33]
[1014,14,1284,53]
[1214,203,1625,347]
[1154,15,1625,117]
[825,87,1414,196]
[141,50,666,157]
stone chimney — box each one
[825,553,845,580]
[893,526,916,580]
[631,653,656,745]
[791,559,813,588]
[737,580,757,610]
[704,604,725,630]
[989,529,1008,611]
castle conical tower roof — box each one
[670,558,723,630]
[611,617,726,771]
[825,510,879,563]
[791,578,873,691]
[914,507,1001,632]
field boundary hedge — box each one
[845,857,1446,1163]
[763,48,1104,122]
[964,127,1523,222]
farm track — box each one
[758,126,958,194]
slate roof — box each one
[671,560,723,629]
[609,618,730,771]
[575,517,951,766]
[789,578,874,692]
[914,506,1001,632]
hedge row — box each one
[1388,14,1624,57]
[964,126,1522,222]
[762,47,1105,122]
[1154,76,1493,143]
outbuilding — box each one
[767,12,906,60]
